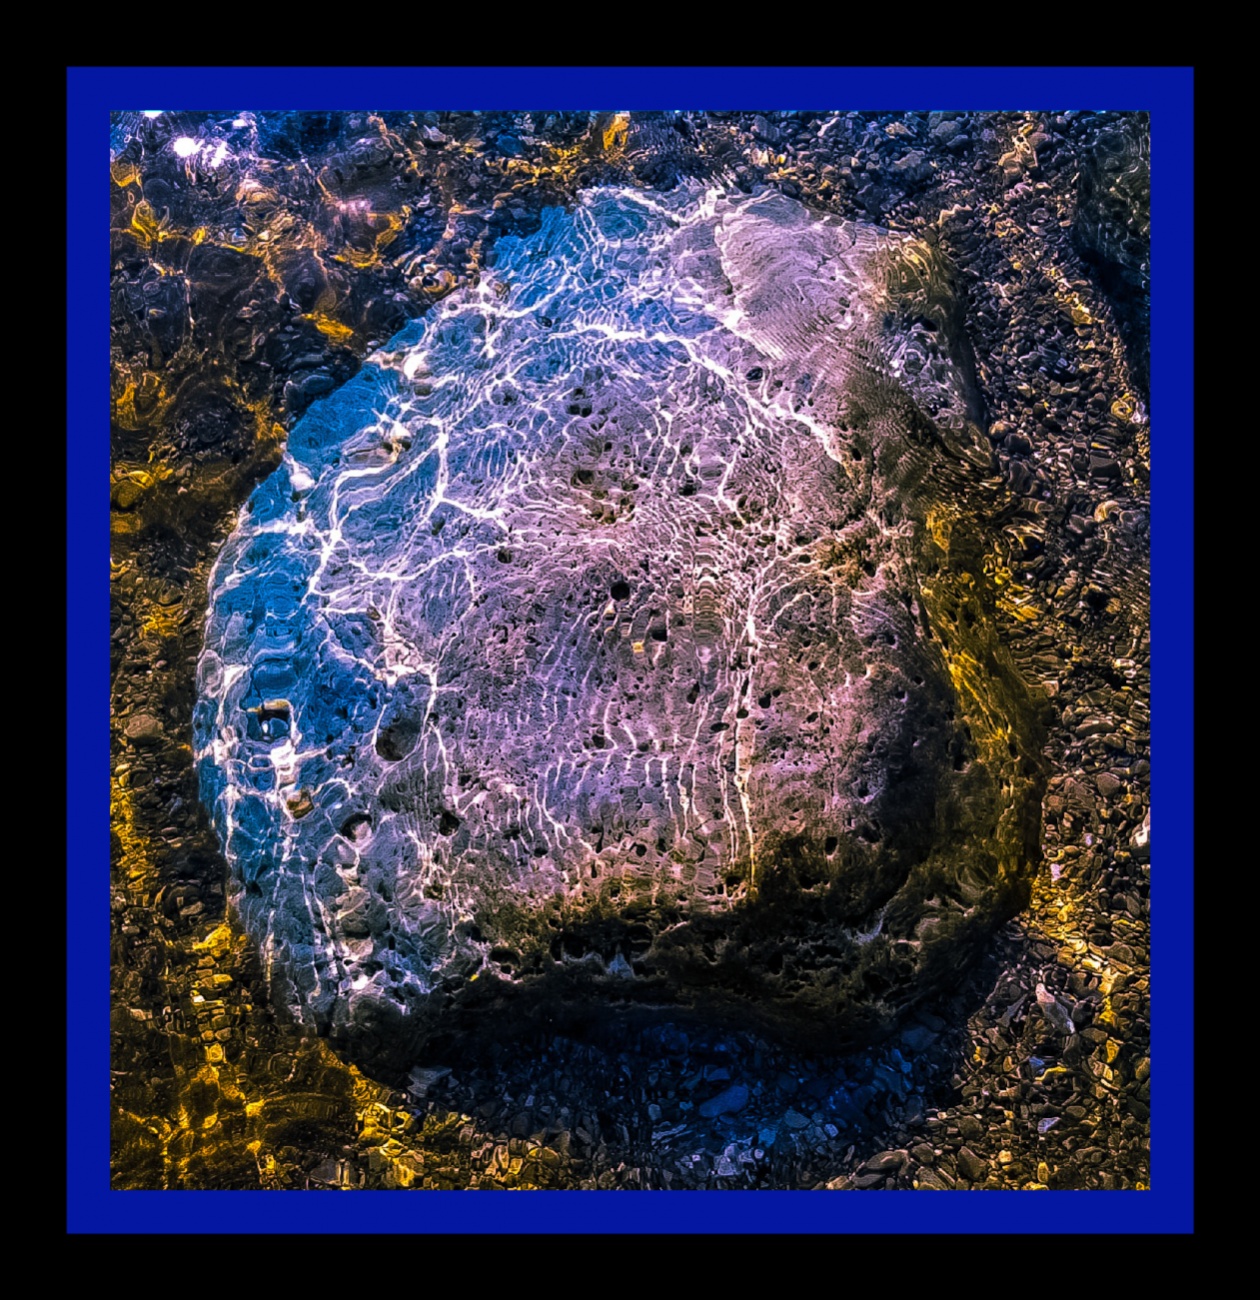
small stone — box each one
[958,1114,983,1141]
[1095,772,1122,798]
[957,1147,988,1182]
[124,713,163,745]
[999,148,1025,177]
[1132,811,1150,853]
[698,1083,749,1119]
[891,150,931,181]
[900,1023,937,1052]
[1036,983,1076,1034]
[286,790,314,818]
[864,1148,907,1173]
[111,478,145,511]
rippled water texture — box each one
[196,183,1044,1070]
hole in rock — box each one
[339,813,371,841]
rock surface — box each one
[195,184,1044,1070]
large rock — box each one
[195,185,1044,1073]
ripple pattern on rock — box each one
[195,183,1043,1068]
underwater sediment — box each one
[110,108,1150,1190]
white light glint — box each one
[141,110,163,118]
[209,142,229,168]
[173,137,199,158]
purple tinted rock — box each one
[196,184,1045,1072]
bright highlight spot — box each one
[173,137,199,159]
[141,110,163,119]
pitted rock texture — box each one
[196,184,1044,1071]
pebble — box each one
[124,713,163,745]
[1037,983,1077,1034]
[900,1023,936,1051]
[864,1149,907,1173]
[956,1147,988,1182]
[1095,772,1122,797]
[698,1084,749,1118]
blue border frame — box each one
[70,66,1193,1233]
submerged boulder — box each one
[195,184,1044,1073]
